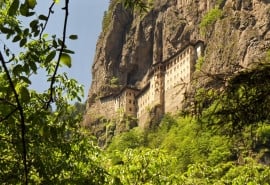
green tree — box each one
[198,63,270,150]
[107,148,179,185]
[107,127,145,152]
[0,0,114,184]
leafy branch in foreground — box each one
[0,50,28,184]
[46,0,71,109]
[0,0,109,184]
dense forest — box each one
[1,0,270,184]
[104,61,270,184]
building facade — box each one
[114,87,140,117]
[87,41,204,128]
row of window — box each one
[165,67,190,81]
[165,73,189,90]
[137,90,153,117]
[127,92,136,97]
[128,99,136,105]
[166,49,191,68]
[166,66,189,76]
[168,58,190,71]
[138,96,151,108]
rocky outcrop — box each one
[189,0,270,92]
[83,0,270,142]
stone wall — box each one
[84,95,115,125]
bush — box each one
[145,113,177,148]
[195,56,205,71]
[200,8,223,36]
[107,148,179,185]
[159,116,232,171]
[102,0,120,33]
[106,127,145,152]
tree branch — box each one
[46,0,69,109]
[0,97,17,107]
[0,51,28,185]
[0,107,19,122]
[39,2,55,40]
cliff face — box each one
[88,0,202,100]
[196,0,270,89]
[83,0,270,142]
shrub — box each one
[195,56,205,71]
[110,76,119,86]
[102,0,120,33]
[106,127,145,152]
[200,8,223,36]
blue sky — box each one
[31,0,109,101]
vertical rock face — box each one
[193,0,270,90]
[83,0,270,140]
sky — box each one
[31,0,109,101]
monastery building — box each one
[89,41,204,128]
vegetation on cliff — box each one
[102,0,153,33]
[199,7,223,36]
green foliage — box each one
[179,159,270,184]
[0,1,108,184]
[8,0,20,16]
[145,113,177,148]
[60,53,72,68]
[105,111,270,184]
[200,8,223,36]
[257,125,270,146]
[110,76,119,88]
[107,127,145,152]
[110,76,119,85]
[0,78,107,184]
[147,0,154,8]
[102,0,149,33]
[200,63,270,138]
[122,0,149,12]
[107,148,179,185]
[2,1,270,184]
[158,116,232,171]
[102,2,115,33]
[221,158,270,184]
[266,49,270,61]
[195,56,205,71]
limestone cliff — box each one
[83,0,270,144]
